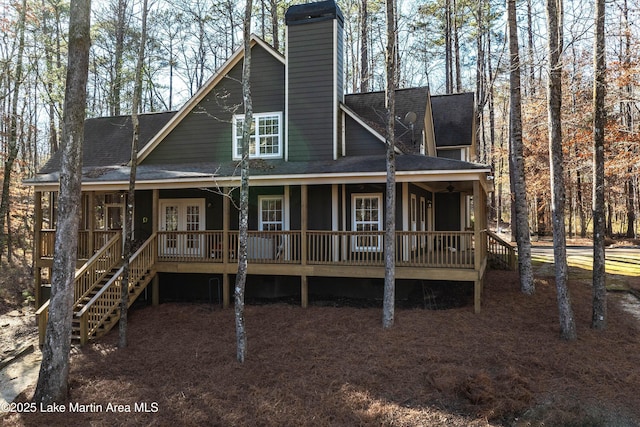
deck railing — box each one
[396,231,475,268]
[76,233,157,344]
[487,230,516,270]
[73,233,122,309]
[156,230,478,269]
[41,229,119,259]
[36,233,122,346]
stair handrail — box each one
[36,233,122,346]
[486,230,516,270]
[73,233,123,308]
[76,232,157,318]
[74,232,121,280]
[75,233,157,344]
[35,299,50,346]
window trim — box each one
[352,193,383,252]
[258,195,284,231]
[232,112,283,160]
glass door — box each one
[159,199,205,257]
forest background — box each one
[0,0,639,281]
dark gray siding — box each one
[134,190,153,240]
[435,192,461,231]
[308,185,332,230]
[143,46,284,165]
[337,26,344,103]
[344,114,386,156]
[437,148,462,160]
[287,19,341,161]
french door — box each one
[159,199,205,257]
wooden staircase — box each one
[37,233,158,346]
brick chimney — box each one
[285,0,344,161]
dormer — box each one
[430,93,477,162]
[285,0,344,161]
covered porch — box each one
[33,177,492,313]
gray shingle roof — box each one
[38,111,177,174]
[344,87,429,153]
[29,90,482,186]
[431,92,475,147]
[26,154,488,185]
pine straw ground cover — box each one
[4,270,640,426]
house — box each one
[27,0,509,345]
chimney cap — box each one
[285,0,344,26]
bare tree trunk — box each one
[576,144,586,237]
[606,200,613,237]
[453,0,461,92]
[360,0,369,93]
[626,177,636,238]
[591,0,606,330]
[382,0,397,329]
[507,0,534,295]
[445,0,452,94]
[269,0,279,51]
[0,0,27,264]
[546,0,576,340]
[111,0,127,116]
[526,0,535,95]
[120,0,149,349]
[33,0,91,405]
[235,0,252,363]
[42,0,59,154]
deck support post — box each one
[223,274,230,308]
[152,274,159,306]
[301,276,308,308]
[301,185,308,307]
[474,278,483,314]
[473,181,483,313]
[223,190,231,308]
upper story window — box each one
[233,112,283,159]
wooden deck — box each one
[35,228,512,345]
[37,229,491,315]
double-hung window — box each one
[352,194,382,251]
[233,112,282,159]
[259,196,283,231]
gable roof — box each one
[344,87,429,154]
[28,33,485,190]
[37,111,177,174]
[430,92,475,147]
[136,35,284,163]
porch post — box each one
[87,191,95,255]
[152,189,159,233]
[34,191,43,308]
[301,184,308,308]
[473,180,482,313]
[152,189,159,305]
[222,189,230,308]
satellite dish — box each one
[404,111,417,125]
